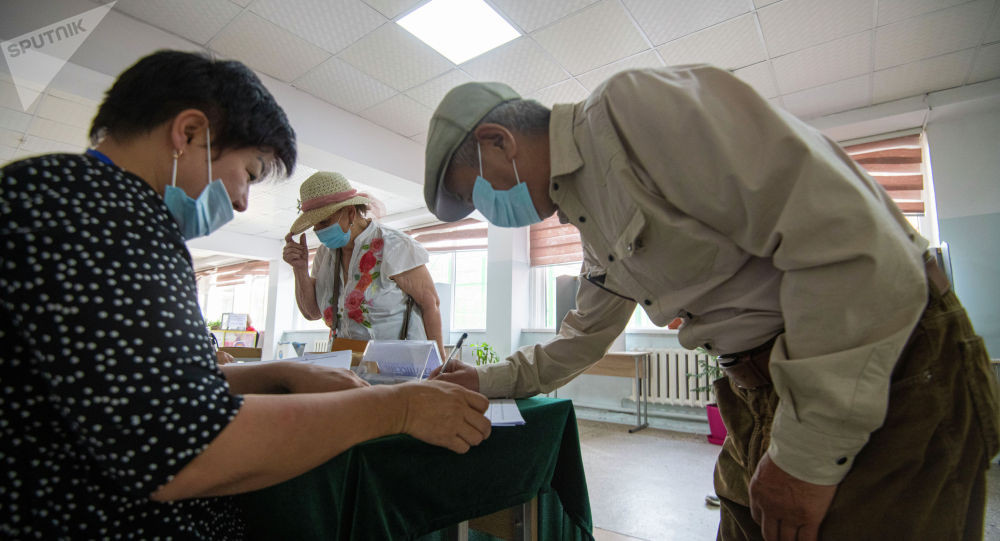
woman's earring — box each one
[170,150,181,187]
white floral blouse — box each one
[312,221,430,341]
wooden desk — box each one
[584,351,651,433]
[218,347,262,360]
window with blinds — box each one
[529,214,583,267]
[406,218,489,330]
[195,260,270,286]
[405,218,488,252]
[843,133,925,215]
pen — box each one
[438,332,468,376]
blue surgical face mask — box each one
[164,126,235,240]
[471,142,541,228]
[315,220,351,250]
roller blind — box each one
[195,260,270,287]
[843,133,925,214]
[406,218,488,252]
[529,214,583,267]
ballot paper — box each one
[300,350,352,369]
[486,399,526,427]
[248,349,352,369]
[362,340,441,379]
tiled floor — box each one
[577,415,1000,541]
[577,418,721,540]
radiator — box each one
[638,348,720,408]
[312,340,330,353]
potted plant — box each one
[470,342,501,366]
[688,353,727,445]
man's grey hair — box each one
[450,99,551,168]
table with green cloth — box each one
[236,397,594,540]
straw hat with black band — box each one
[289,171,372,236]
[423,81,521,222]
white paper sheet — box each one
[485,399,525,427]
[243,349,351,369]
[302,350,352,369]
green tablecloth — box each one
[237,397,593,540]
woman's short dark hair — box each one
[89,50,296,178]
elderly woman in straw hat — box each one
[284,171,444,356]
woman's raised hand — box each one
[283,233,309,272]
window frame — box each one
[428,249,489,332]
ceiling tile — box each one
[338,23,454,91]
[243,195,285,217]
[875,0,993,69]
[210,12,331,82]
[575,50,665,91]
[250,0,385,54]
[733,61,778,98]
[656,13,767,70]
[877,0,969,25]
[623,0,751,46]
[114,0,243,45]
[0,146,15,164]
[754,0,781,7]
[758,0,874,57]
[19,134,81,155]
[405,70,473,109]
[772,31,872,94]
[293,57,397,113]
[532,0,650,75]
[362,0,423,19]
[969,42,1000,83]
[0,77,39,114]
[1,128,24,148]
[460,37,568,95]
[224,212,282,236]
[360,94,433,137]
[230,0,252,7]
[410,131,428,145]
[873,48,975,103]
[45,89,100,109]
[0,107,32,133]
[35,94,97,129]
[782,75,870,118]
[27,117,88,147]
[491,0,600,33]
[985,9,1000,43]
[528,79,590,107]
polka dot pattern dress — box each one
[0,154,246,539]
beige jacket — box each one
[476,65,929,485]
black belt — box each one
[718,335,779,390]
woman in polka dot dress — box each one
[0,50,491,539]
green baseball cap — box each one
[424,81,521,222]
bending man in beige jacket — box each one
[423,65,999,541]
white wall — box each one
[924,96,1000,220]
[485,225,530,358]
[924,94,1000,355]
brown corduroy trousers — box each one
[713,285,1000,540]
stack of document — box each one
[248,350,352,369]
[485,399,525,426]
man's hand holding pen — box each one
[430,332,481,392]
